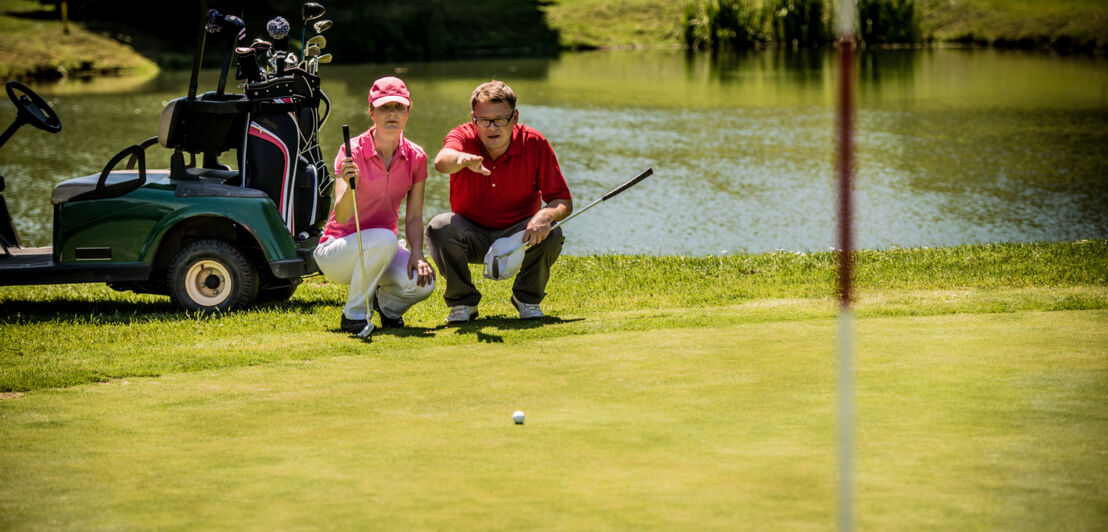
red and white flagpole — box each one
[835,1,857,531]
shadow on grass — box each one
[0,298,180,324]
[2,7,55,20]
[326,325,439,341]
[320,316,585,344]
[442,315,586,343]
[0,296,330,325]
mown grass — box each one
[2,240,1106,393]
[0,310,1104,529]
[1,241,1106,528]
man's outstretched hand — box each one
[456,152,491,176]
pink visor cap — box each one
[369,76,411,108]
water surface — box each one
[2,48,1105,255]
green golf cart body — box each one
[0,3,333,311]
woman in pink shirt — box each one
[314,76,435,335]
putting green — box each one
[1,310,1105,529]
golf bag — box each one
[240,69,332,237]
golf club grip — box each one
[601,168,653,202]
[342,125,353,190]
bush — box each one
[767,0,830,47]
[857,0,920,45]
[683,0,766,51]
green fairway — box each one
[1,242,1106,528]
[1,310,1105,529]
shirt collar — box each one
[505,124,522,157]
[359,128,409,160]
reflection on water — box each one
[1,48,1105,254]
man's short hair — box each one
[470,80,517,111]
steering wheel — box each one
[5,81,62,133]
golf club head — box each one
[234,47,264,82]
[313,19,333,33]
[206,10,246,40]
[302,2,325,22]
[356,322,373,339]
[304,44,321,58]
[306,35,326,49]
[205,9,224,33]
[316,53,332,64]
[250,38,272,53]
[266,17,290,42]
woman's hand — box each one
[408,255,436,287]
[340,156,358,186]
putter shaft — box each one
[491,168,653,264]
[344,124,373,339]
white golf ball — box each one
[512,410,525,424]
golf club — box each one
[311,53,332,75]
[207,10,246,96]
[267,16,290,75]
[301,2,325,53]
[299,44,319,70]
[344,124,373,339]
[490,167,653,279]
[306,35,326,49]
[249,39,273,78]
[234,46,264,82]
[313,19,332,34]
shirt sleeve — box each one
[443,124,471,152]
[412,149,428,184]
[537,137,572,203]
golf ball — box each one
[512,410,525,424]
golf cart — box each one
[0,3,335,311]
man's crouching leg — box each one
[513,226,564,305]
[426,212,484,307]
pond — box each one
[1,48,1105,255]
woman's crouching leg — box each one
[314,229,398,320]
[376,243,435,321]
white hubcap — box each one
[184,260,232,307]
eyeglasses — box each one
[472,114,513,128]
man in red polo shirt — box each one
[426,80,573,323]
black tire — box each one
[167,239,258,311]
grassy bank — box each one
[542,0,687,50]
[547,0,1107,51]
[2,240,1105,392]
[1,241,1105,528]
[3,0,1105,83]
[919,0,1108,49]
[0,0,157,83]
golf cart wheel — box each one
[168,239,258,311]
